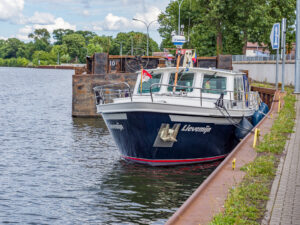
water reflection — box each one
[71,117,220,224]
[0,67,219,225]
[98,161,219,224]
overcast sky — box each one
[0,0,171,44]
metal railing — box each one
[149,83,259,110]
[93,82,260,110]
[232,54,295,62]
[93,82,132,105]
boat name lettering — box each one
[181,125,212,134]
[109,123,124,131]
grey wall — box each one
[232,61,295,86]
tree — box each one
[86,43,103,56]
[53,29,74,45]
[50,45,68,64]
[32,50,56,65]
[75,30,97,45]
[109,32,159,55]
[91,35,113,53]
[158,0,296,56]
[28,28,51,52]
[1,38,26,59]
[62,33,86,62]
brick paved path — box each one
[262,95,300,225]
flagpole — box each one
[173,51,181,92]
[140,66,143,94]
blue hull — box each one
[103,112,240,166]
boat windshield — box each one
[138,73,162,93]
[202,74,227,94]
[167,72,194,92]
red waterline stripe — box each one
[123,155,227,163]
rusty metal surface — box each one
[166,91,280,225]
[217,55,233,70]
[93,53,109,74]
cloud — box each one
[93,6,161,32]
[0,0,24,22]
[16,17,76,41]
[0,36,8,40]
[27,12,56,25]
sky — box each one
[0,0,171,44]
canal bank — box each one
[165,89,280,225]
[165,89,297,225]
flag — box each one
[192,51,197,64]
[142,69,152,82]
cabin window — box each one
[202,74,227,94]
[138,73,162,93]
[167,72,194,92]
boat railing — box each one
[149,83,260,110]
[93,82,132,105]
[93,82,260,110]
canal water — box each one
[0,67,218,224]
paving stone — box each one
[262,95,300,225]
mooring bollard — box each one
[232,158,236,170]
[253,128,260,148]
[278,96,281,113]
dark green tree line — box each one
[158,0,296,56]
[0,28,160,67]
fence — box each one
[232,54,295,62]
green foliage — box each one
[53,29,74,45]
[257,90,296,153]
[87,43,103,56]
[32,50,56,65]
[0,28,160,65]
[210,90,296,224]
[109,32,160,55]
[28,28,51,52]
[1,38,26,59]
[62,33,86,62]
[158,0,296,55]
[0,57,30,67]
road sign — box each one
[172,35,186,48]
[270,23,280,49]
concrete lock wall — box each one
[233,61,295,86]
[72,73,137,117]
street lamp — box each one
[132,18,157,56]
[176,0,184,35]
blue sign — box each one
[270,23,280,50]
[172,35,186,47]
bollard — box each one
[232,158,236,170]
[278,96,281,113]
[253,128,260,148]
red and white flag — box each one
[142,69,152,82]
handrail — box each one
[149,83,258,109]
[93,82,133,104]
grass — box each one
[209,88,296,225]
[251,82,275,89]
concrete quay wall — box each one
[72,73,137,117]
[233,61,295,86]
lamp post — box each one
[295,0,300,93]
[132,18,157,56]
[177,0,184,35]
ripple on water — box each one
[0,67,218,224]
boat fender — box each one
[259,102,269,114]
[235,117,253,140]
[252,110,263,126]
